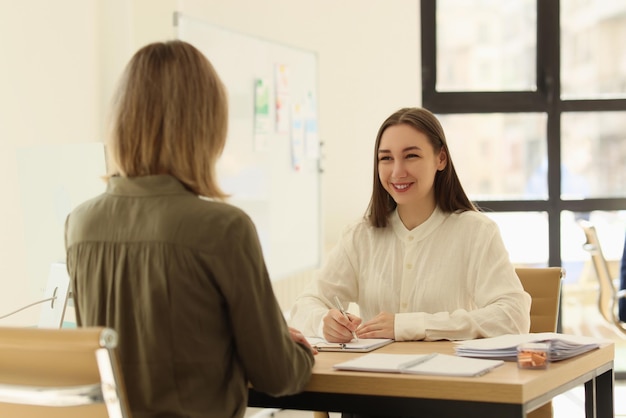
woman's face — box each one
[377,123,447,210]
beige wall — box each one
[0,0,420,325]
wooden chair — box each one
[515,267,563,418]
[516,267,563,334]
[0,326,130,418]
[578,219,626,335]
[312,267,563,418]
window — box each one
[421,0,626,273]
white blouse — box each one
[289,207,531,341]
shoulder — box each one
[451,209,495,224]
[336,216,392,250]
[341,216,381,237]
[188,197,256,235]
[66,192,110,225]
[158,197,261,254]
[443,210,500,235]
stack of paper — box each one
[454,332,607,361]
[333,353,504,377]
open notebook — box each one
[333,353,504,377]
[306,337,393,352]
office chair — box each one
[516,267,563,418]
[516,267,563,333]
[312,267,563,418]
[0,326,130,418]
[578,220,626,335]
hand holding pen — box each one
[334,296,359,341]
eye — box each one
[378,155,392,162]
[406,153,420,159]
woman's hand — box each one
[355,311,395,339]
[289,327,318,355]
[322,309,362,343]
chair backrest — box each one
[577,220,621,326]
[0,326,130,418]
[515,267,563,333]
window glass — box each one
[561,111,626,198]
[439,113,547,200]
[436,0,537,91]
[561,0,626,100]
[485,212,548,267]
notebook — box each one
[333,352,504,377]
[306,337,394,352]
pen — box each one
[333,295,358,341]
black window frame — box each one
[421,0,626,269]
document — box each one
[454,332,609,361]
[306,337,394,352]
[333,353,504,377]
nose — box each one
[391,160,407,178]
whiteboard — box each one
[17,142,107,297]
[177,15,322,280]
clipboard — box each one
[307,337,394,352]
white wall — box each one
[0,0,420,325]
[1,1,100,325]
[178,0,421,243]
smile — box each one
[392,183,412,191]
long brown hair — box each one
[107,40,228,199]
[366,107,476,227]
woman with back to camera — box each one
[291,106,530,345]
[65,40,314,418]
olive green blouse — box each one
[65,175,313,418]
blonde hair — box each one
[107,40,228,199]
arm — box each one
[64,214,83,327]
[289,227,361,339]
[219,215,314,396]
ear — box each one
[436,149,447,171]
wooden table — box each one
[248,341,615,418]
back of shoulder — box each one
[188,197,255,232]
[67,193,109,223]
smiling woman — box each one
[287,107,534,416]
[289,109,532,418]
[289,106,531,347]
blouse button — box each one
[407,236,414,241]
[406,263,413,269]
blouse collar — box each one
[390,206,447,243]
[106,175,189,196]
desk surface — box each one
[249,340,615,417]
[301,340,614,403]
